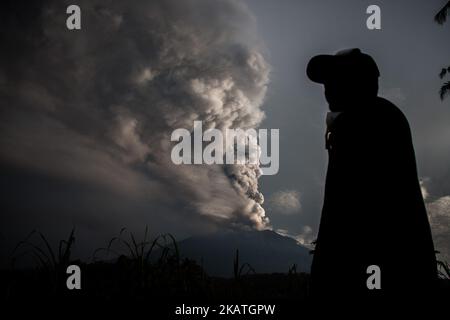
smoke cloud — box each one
[268,190,302,215]
[420,180,450,262]
[426,196,450,263]
[0,0,271,249]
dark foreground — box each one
[2,262,450,317]
[2,229,449,317]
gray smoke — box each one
[422,181,450,263]
[0,0,270,234]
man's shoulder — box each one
[374,96,408,123]
[372,96,413,141]
[334,97,411,135]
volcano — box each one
[177,229,312,277]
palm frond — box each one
[434,1,450,24]
[439,81,450,100]
[439,66,450,79]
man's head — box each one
[307,48,380,112]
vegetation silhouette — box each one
[0,227,448,314]
[2,228,311,304]
[435,1,450,100]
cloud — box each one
[426,195,450,262]
[268,190,301,214]
[294,225,315,247]
[276,225,314,248]
[0,0,271,258]
[421,180,450,262]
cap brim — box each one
[306,55,335,84]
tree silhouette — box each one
[435,1,450,24]
[435,1,450,100]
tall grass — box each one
[233,249,255,280]
[11,228,77,293]
[12,229,76,269]
[92,227,180,290]
[288,263,297,275]
[93,227,179,265]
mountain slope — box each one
[177,229,312,277]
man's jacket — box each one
[311,97,437,297]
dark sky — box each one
[245,0,450,259]
[1,0,449,263]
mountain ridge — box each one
[176,229,312,277]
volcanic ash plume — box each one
[0,0,271,230]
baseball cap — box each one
[306,48,380,84]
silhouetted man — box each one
[307,48,437,299]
